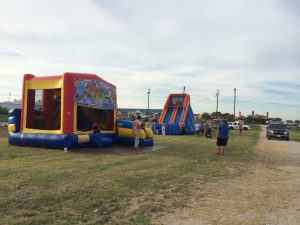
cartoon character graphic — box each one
[74,79,116,109]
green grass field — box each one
[288,125,300,142]
[0,125,267,225]
[0,114,8,122]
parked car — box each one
[228,121,251,130]
[266,122,289,141]
[283,120,298,126]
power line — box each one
[0,91,299,108]
[116,94,300,107]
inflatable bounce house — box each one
[154,93,195,135]
[8,72,153,149]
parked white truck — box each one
[228,121,251,130]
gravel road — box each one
[154,125,300,225]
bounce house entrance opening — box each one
[26,88,61,130]
[76,105,114,132]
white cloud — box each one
[0,0,299,120]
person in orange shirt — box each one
[239,122,243,135]
[132,116,142,148]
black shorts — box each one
[217,137,228,146]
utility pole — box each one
[234,88,237,119]
[183,86,186,94]
[147,89,151,115]
[216,89,220,113]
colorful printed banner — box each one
[74,79,116,109]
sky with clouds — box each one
[0,0,299,120]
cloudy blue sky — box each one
[0,0,299,120]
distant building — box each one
[117,108,162,119]
[0,102,22,111]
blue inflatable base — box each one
[90,133,114,148]
[8,132,153,149]
[115,136,153,147]
[7,110,154,150]
[8,132,89,149]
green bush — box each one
[0,114,8,122]
[0,105,8,114]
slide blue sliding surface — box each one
[164,108,173,123]
[184,106,195,133]
[174,107,183,124]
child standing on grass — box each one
[194,122,200,136]
[216,119,229,155]
[239,122,243,135]
[132,116,142,148]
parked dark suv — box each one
[266,123,289,141]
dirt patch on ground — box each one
[71,144,166,156]
[153,126,300,225]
